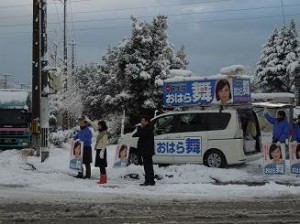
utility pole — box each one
[71,40,76,73]
[62,0,70,129]
[19,83,27,89]
[281,0,286,26]
[64,0,68,91]
[69,40,76,87]
[32,0,49,160]
[32,0,41,154]
[40,0,49,162]
[1,74,11,89]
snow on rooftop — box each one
[220,65,245,75]
[164,72,250,83]
[252,93,295,104]
[164,65,249,83]
[169,69,196,78]
[0,89,30,108]
[252,92,295,99]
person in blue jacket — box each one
[73,116,93,179]
[292,114,300,142]
[263,108,290,143]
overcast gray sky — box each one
[0,0,300,85]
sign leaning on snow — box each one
[263,143,286,175]
[155,137,202,155]
[163,76,251,107]
[113,144,130,168]
[69,139,83,171]
[289,142,300,176]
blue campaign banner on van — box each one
[163,77,251,106]
[155,137,202,155]
[163,80,215,106]
[232,77,251,103]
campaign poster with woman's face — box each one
[69,140,83,171]
[113,144,130,168]
[289,142,300,175]
[162,77,251,107]
[263,142,286,175]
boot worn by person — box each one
[75,172,83,178]
[85,164,91,179]
[97,175,107,184]
[140,181,155,186]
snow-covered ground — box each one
[1,141,300,203]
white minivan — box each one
[119,106,262,168]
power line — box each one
[1,12,299,35]
[1,3,300,28]
[0,0,230,19]
[1,0,300,24]
[70,13,300,31]
[0,0,93,9]
[66,0,232,15]
[55,3,300,25]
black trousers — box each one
[142,155,155,184]
[99,166,106,175]
[78,163,91,178]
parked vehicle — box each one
[119,106,262,168]
[0,90,31,149]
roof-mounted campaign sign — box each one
[163,76,251,107]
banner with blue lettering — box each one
[232,77,251,103]
[163,77,251,107]
[155,137,202,155]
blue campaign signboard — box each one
[232,77,251,104]
[263,143,286,175]
[163,80,216,106]
[163,77,251,107]
[289,142,300,175]
[155,137,202,155]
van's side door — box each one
[171,113,208,164]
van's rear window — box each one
[176,113,231,132]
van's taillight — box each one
[235,113,243,138]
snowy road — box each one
[1,186,300,224]
[2,145,300,223]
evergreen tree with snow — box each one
[287,20,300,105]
[71,15,188,139]
[98,15,187,124]
[255,20,300,95]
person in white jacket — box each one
[86,117,109,184]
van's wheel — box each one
[204,150,226,168]
[128,148,142,165]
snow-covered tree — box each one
[75,15,188,129]
[287,20,300,105]
[255,20,300,96]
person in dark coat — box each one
[73,116,93,179]
[136,115,155,186]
